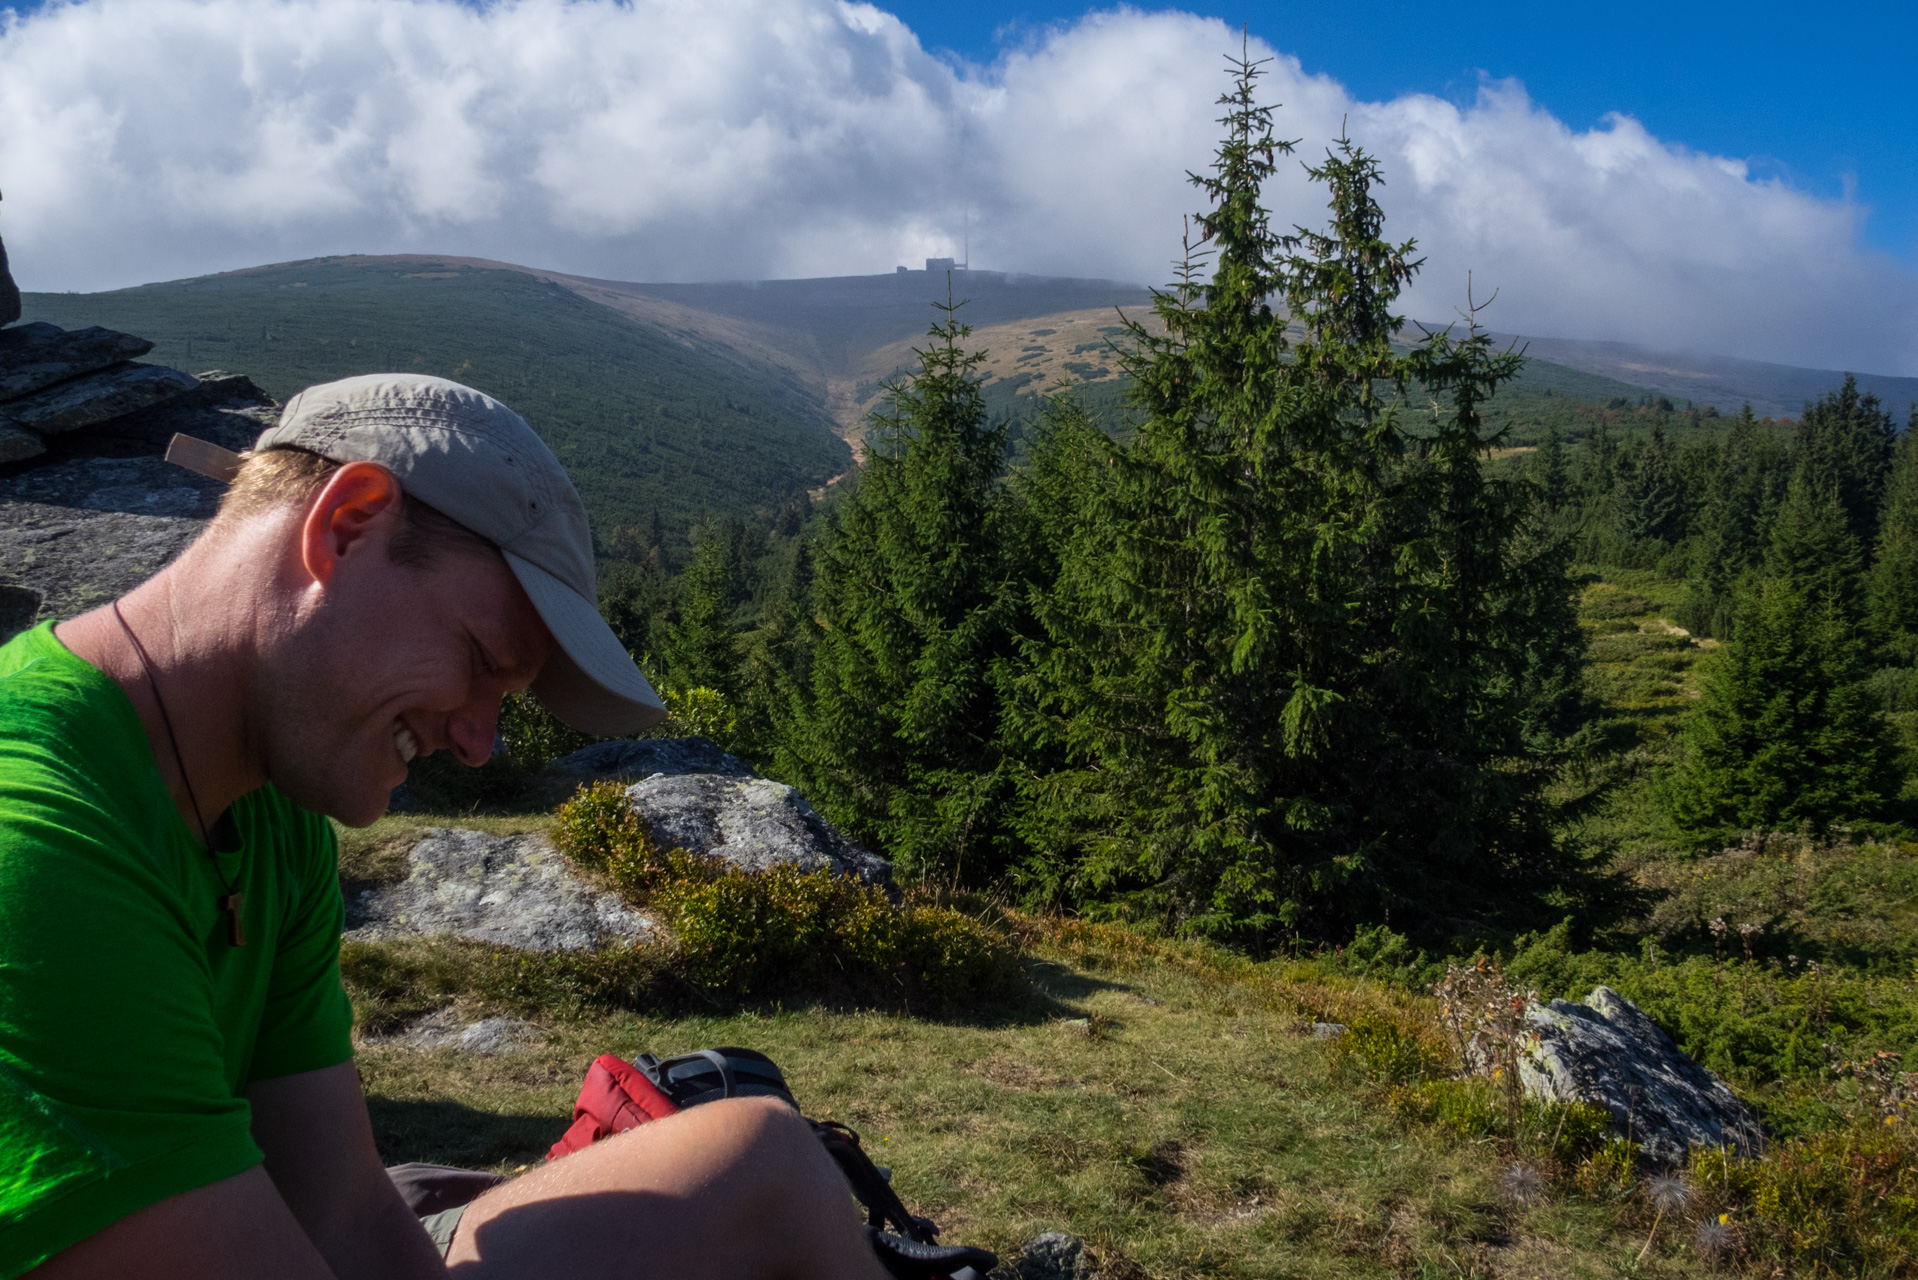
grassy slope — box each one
[337,560,1918,1276]
[349,919,1655,1279]
[972,334,1666,452]
[20,260,850,551]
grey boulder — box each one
[344,827,654,952]
[627,773,891,885]
[0,425,44,464]
[543,736,755,785]
[1520,985,1763,1163]
[0,322,156,401]
[0,363,198,437]
[1012,1233,1094,1280]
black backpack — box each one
[636,1048,997,1280]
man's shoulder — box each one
[0,623,142,804]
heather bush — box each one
[550,782,1023,1008]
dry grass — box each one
[351,918,1675,1279]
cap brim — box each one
[506,552,667,738]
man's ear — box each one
[300,462,404,587]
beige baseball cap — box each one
[247,373,666,737]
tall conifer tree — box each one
[780,300,1018,882]
[1793,374,1897,563]
[662,517,744,699]
[1767,468,1865,618]
[1872,426,1918,663]
[1010,53,1586,940]
[1667,575,1897,836]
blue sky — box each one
[896,0,1918,262]
[1,0,1912,367]
[6,0,1908,262]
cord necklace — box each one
[110,599,246,947]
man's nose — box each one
[446,698,502,767]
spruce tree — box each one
[1766,467,1864,618]
[1873,426,1918,663]
[1666,574,1898,836]
[1678,406,1790,638]
[1532,425,1570,514]
[1616,425,1687,547]
[1793,374,1897,562]
[661,517,743,699]
[779,302,1018,883]
[599,557,664,661]
[1010,54,1587,940]
[734,536,815,759]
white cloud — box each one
[0,0,1911,372]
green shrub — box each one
[1389,1078,1611,1162]
[1572,1137,1640,1199]
[1582,591,1652,620]
[1692,1123,1918,1274]
[340,936,675,1026]
[661,865,1020,1005]
[551,782,1024,1009]
[552,780,694,898]
[1342,1017,1447,1084]
[655,686,736,745]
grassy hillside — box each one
[21,260,851,553]
[339,561,1918,1277]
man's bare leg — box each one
[446,1097,892,1279]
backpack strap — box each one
[812,1120,938,1244]
[865,1227,998,1280]
[641,1047,797,1109]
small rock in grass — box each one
[1015,1232,1094,1280]
[1312,1022,1346,1039]
[364,1007,541,1055]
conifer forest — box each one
[558,56,1917,963]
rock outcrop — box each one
[361,1008,543,1055]
[0,196,18,328]
[0,323,276,640]
[344,827,654,952]
[626,773,892,886]
[0,203,282,642]
[1520,985,1764,1163]
[543,736,755,786]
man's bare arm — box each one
[248,1062,447,1280]
[28,1165,336,1280]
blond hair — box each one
[214,446,494,567]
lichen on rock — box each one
[1520,985,1764,1163]
[344,827,655,952]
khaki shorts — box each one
[421,1203,468,1258]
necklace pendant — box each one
[221,891,246,947]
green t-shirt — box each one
[0,623,353,1277]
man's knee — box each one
[696,1095,817,1160]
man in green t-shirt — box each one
[0,375,891,1279]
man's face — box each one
[260,534,554,827]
